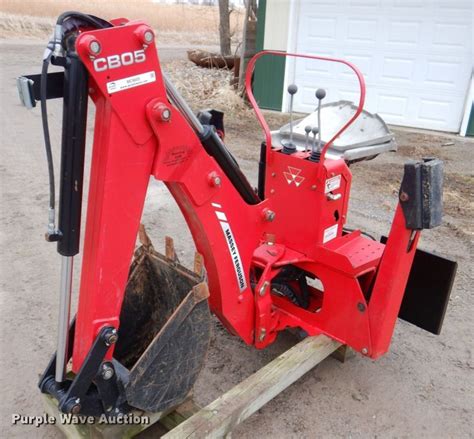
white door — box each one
[288,0,473,132]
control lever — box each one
[309,88,326,162]
[310,127,319,161]
[304,125,312,151]
[282,84,298,154]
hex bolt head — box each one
[259,281,269,296]
[213,176,221,186]
[357,302,366,312]
[263,209,275,222]
[101,363,114,380]
[315,88,326,100]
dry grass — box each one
[166,59,252,115]
[0,1,243,45]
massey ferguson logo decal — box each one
[212,203,247,292]
[283,166,305,187]
[93,50,146,72]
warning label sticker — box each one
[325,175,341,193]
[106,71,156,94]
[323,224,338,243]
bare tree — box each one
[218,0,232,56]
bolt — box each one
[104,329,118,346]
[361,348,368,355]
[264,209,275,222]
[144,30,154,43]
[88,87,95,94]
[259,328,266,341]
[101,363,114,380]
[66,398,81,414]
[89,40,101,55]
[357,302,366,312]
[259,281,268,296]
[208,172,222,187]
[311,184,317,190]
[270,189,275,194]
[271,172,276,177]
[400,191,409,202]
[153,103,171,122]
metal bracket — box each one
[16,71,65,109]
[16,77,36,109]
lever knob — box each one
[288,84,298,95]
[311,127,319,136]
[315,88,326,100]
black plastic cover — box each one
[399,157,443,229]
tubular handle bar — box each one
[245,50,366,164]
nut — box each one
[399,191,409,202]
[104,329,118,346]
[101,363,114,380]
[263,209,275,222]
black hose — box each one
[56,11,112,28]
[40,53,55,211]
[40,12,112,212]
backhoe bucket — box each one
[113,228,211,412]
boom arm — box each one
[18,18,453,376]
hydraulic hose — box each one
[40,52,56,225]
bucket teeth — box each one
[138,223,154,251]
[165,235,180,263]
[194,252,205,277]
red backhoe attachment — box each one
[17,12,456,419]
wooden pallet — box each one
[43,335,344,438]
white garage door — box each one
[288,0,473,132]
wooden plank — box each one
[159,400,202,432]
[331,345,355,363]
[162,335,341,439]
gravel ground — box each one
[1,40,473,438]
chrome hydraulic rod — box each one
[55,255,73,382]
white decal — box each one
[106,71,156,94]
[219,221,247,291]
[283,166,305,187]
[215,211,227,221]
[93,49,146,72]
[325,175,341,193]
[323,224,338,243]
[212,204,247,291]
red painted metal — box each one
[71,20,422,372]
